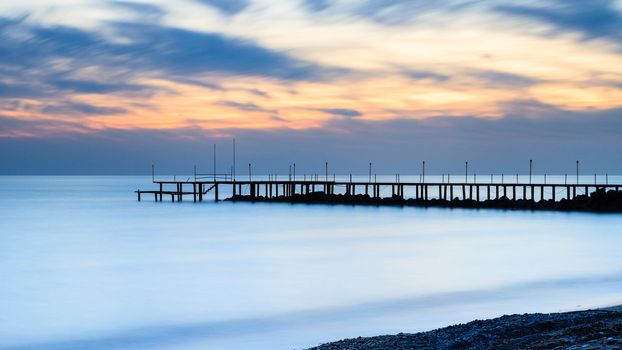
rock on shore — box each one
[307,309,622,350]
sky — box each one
[0,0,621,175]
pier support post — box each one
[193,183,197,202]
[552,186,556,201]
[137,190,141,202]
[215,184,219,201]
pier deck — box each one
[136,179,621,203]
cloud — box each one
[194,0,250,15]
[314,108,362,118]
[41,102,127,117]
[496,0,622,44]
[109,1,166,20]
[218,101,274,113]
[403,70,450,82]
[3,100,620,174]
[466,70,541,88]
[303,0,331,12]
[47,79,149,94]
[355,0,480,25]
[0,16,347,113]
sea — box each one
[1,175,621,350]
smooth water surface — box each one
[1,176,621,349]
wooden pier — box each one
[136,178,621,203]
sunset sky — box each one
[1,0,621,174]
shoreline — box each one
[307,307,622,350]
[227,188,622,213]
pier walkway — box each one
[136,178,621,203]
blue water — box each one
[1,176,622,350]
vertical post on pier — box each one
[151,164,155,182]
[193,183,197,202]
[423,161,426,183]
[487,185,491,200]
[531,185,535,201]
[214,183,219,201]
[213,144,217,181]
[567,186,570,200]
[462,185,466,200]
[540,185,544,201]
[529,159,533,184]
[513,185,516,200]
[233,138,236,181]
[465,161,468,183]
[476,185,480,201]
[249,163,252,182]
[576,160,579,184]
[137,190,141,202]
[325,162,328,182]
[552,186,556,201]
[495,185,499,200]
[159,183,163,202]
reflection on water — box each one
[1,176,621,350]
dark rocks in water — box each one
[227,188,622,213]
[307,309,622,350]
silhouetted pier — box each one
[136,178,621,204]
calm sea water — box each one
[1,176,622,350]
